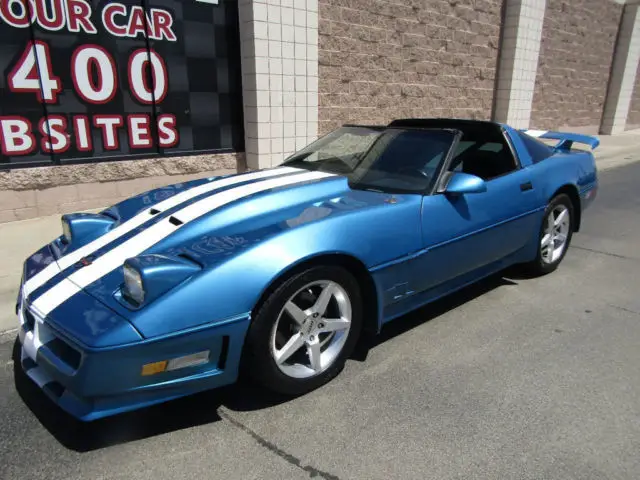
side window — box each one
[448,140,517,181]
[478,142,504,152]
[449,141,475,172]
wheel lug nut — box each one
[318,323,324,329]
[312,313,319,318]
[309,335,315,341]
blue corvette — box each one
[15,118,599,421]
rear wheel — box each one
[525,193,574,275]
[243,265,362,395]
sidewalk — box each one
[0,215,61,334]
[2,131,640,334]
[590,128,640,169]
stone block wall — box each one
[530,0,622,133]
[317,0,504,135]
[0,154,241,223]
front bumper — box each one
[16,296,250,421]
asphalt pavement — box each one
[2,158,640,480]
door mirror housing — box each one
[444,172,487,195]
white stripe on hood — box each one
[31,169,335,316]
[22,166,302,298]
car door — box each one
[410,139,543,294]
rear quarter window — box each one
[516,131,554,163]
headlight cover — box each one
[57,213,115,250]
[123,263,145,305]
[61,216,72,244]
[120,254,201,308]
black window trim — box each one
[502,126,523,169]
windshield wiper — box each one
[349,180,421,195]
[283,154,311,165]
[358,186,385,193]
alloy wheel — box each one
[540,204,571,264]
[270,280,352,379]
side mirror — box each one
[444,172,487,195]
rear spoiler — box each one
[521,129,600,151]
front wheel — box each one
[524,193,574,275]
[243,265,363,396]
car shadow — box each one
[13,342,297,452]
[351,272,518,361]
[448,194,471,220]
[13,350,223,452]
[14,271,519,452]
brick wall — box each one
[626,59,640,130]
[317,0,504,135]
[0,153,241,223]
[531,0,622,133]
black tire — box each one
[243,265,362,396]
[524,193,574,276]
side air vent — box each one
[23,307,36,331]
[46,338,82,370]
[177,252,203,267]
[169,216,183,226]
[218,336,230,370]
[43,381,65,399]
[101,210,119,221]
[149,208,160,215]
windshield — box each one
[283,126,458,194]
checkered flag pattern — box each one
[0,0,244,169]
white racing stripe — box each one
[524,129,548,138]
[26,367,53,388]
[32,170,335,316]
[22,166,302,298]
[19,299,55,363]
[21,344,54,388]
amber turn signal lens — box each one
[141,360,168,376]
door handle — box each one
[520,181,533,191]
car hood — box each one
[26,167,413,338]
[84,171,387,305]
